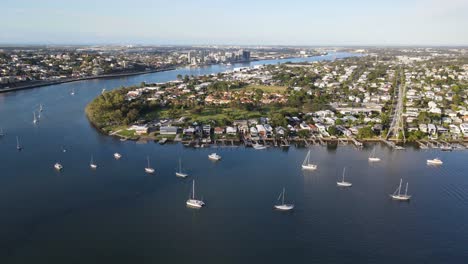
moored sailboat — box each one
[90,155,97,169]
[175,158,188,178]
[301,150,317,170]
[186,180,205,208]
[337,167,352,187]
[274,188,294,211]
[390,178,411,201]
[368,146,381,162]
[145,156,155,174]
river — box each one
[0,52,467,263]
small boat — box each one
[394,146,405,150]
[70,89,75,96]
[33,111,38,124]
[274,188,294,211]
[39,104,43,112]
[301,150,317,170]
[175,158,188,178]
[158,138,167,144]
[390,179,411,201]
[427,158,443,165]
[16,136,22,150]
[101,88,106,94]
[441,145,452,151]
[114,152,122,160]
[253,142,267,150]
[337,167,352,187]
[61,145,67,153]
[0,128,4,137]
[90,155,97,169]
[208,153,221,161]
[145,156,155,174]
[186,180,205,208]
[368,146,381,162]
[54,162,63,171]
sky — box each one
[1,0,468,46]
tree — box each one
[298,130,310,138]
[327,126,339,136]
[357,126,375,139]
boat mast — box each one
[282,188,285,205]
[398,179,402,196]
[192,180,195,200]
[16,136,20,148]
[147,156,150,168]
[179,158,182,173]
[405,182,408,196]
[342,167,346,182]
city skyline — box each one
[1,0,468,46]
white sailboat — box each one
[113,152,122,159]
[16,136,22,150]
[337,167,352,187]
[301,150,317,170]
[33,111,38,124]
[175,158,188,178]
[39,104,43,112]
[70,88,75,96]
[0,128,4,137]
[208,153,221,161]
[90,155,97,169]
[145,156,155,174]
[274,188,294,211]
[390,179,411,201]
[427,158,443,165]
[186,180,205,208]
[368,146,381,162]
[54,162,63,170]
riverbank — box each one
[0,67,177,94]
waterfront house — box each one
[226,126,237,135]
[214,127,224,135]
[460,123,468,136]
[160,126,178,135]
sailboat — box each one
[274,188,294,211]
[113,152,122,159]
[39,104,43,112]
[175,158,188,178]
[186,180,205,208]
[390,179,411,201]
[0,128,4,137]
[90,155,97,169]
[337,167,352,187]
[70,88,75,96]
[33,111,38,124]
[16,136,22,150]
[145,156,155,174]
[54,162,63,170]
[301,150,317,170]
[368,146,381,162]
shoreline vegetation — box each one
[0,67,176,94]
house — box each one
[129,125,148,135]
[275,126,287,136]
[449,124,461,135]
[436,126,449,134]
[427,124,437,135]
[203,125,211,135]
[263,124,273,137]
[160,126,178,135]
[214,127,224,135]
[183,127,195,135]
[256,124,267,137]
[460,123,468,136]
[299,123,311,130]
[226,126,237,135]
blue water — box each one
[0,52,467,263]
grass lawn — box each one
[245,84,288,93]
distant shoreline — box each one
[0,67,177,94]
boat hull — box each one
[274,204,294,211]
[176,172,188,178]
[90,164,97,169]
[337,182,352,187]
[186,199,204,208]
[390,194,411,201]
[368,158,381,162]
[302,164,317,170]
[145,168,155,174]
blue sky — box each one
[1,0,467,45]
